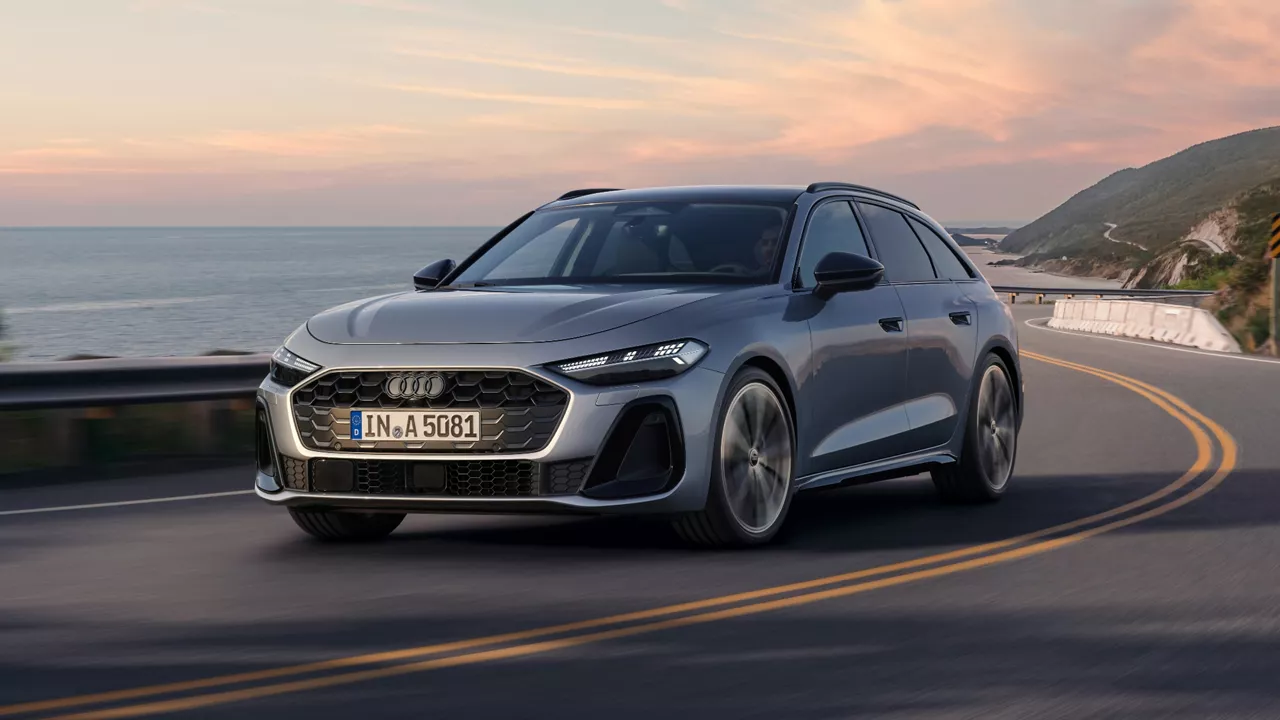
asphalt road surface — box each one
[2,305,1279,719]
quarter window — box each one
[855,203,937,283]
[796,201,871,288]
[908,217,972,280]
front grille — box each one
[291,370,568,453]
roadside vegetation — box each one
[1169,181,1279,350]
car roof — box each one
[541,185,807,209]
[540,184,921,212]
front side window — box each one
[453,202,790,286]
[856,203,938,284]
[795,200,872,288]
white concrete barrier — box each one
[1047,298,1241,353]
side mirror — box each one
[813,252,884,299]
[413,259,456,291]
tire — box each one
[673,367,796,547]
[289,508,405,542]
[932,353,1019,503]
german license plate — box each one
[350,410,481,442]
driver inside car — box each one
[712,222,782,276]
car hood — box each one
[307,285,721,344]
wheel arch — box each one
[982,337,1023,424]
[721,349,800,427]
[955,336,1023,448]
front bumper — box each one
[256,354,724,515]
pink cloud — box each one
[7,0,1280,224]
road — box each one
[2,306,1279,719]
[1104,222,1148,252]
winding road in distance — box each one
[3,305,1280,719]
[1105,221,1149,251]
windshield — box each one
[452,202,791,285]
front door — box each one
[793,199,913,476]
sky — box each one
[2,0,1279,226]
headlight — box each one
[548,340,708,385]
[270,346,321,387]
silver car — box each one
[255,183,1022,547]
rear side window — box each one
[908,217,972,280]
[796,201,871,288]
[855,203,937,283]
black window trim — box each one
[851,198,949,286]
[788,195,878,290]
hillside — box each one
[1001,126,1280,261]
[1001,126,1280,350]
[949,233,992,246]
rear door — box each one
[855,202,978,452]
[793,199,912,475]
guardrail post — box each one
[1007,293,1017,304]
[1035,294,1044,305]
[1065,294,1074,300]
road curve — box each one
[2,305,1278,719]
[1104,221,1148,252]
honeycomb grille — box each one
[279,456,308,491]
[446,460,536,497]
[356,460,406,495]
[291,370,568,453]
[543,459,592,495]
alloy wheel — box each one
[976,364,1017,491]
[720,382,793,533]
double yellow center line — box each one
[3,351,1237,719]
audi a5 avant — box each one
[255,183,1022,547]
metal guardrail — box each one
[0,285,1216,412]
[0,354,269,411]
[989,286,1215,297]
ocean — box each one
[0,228,1116,362]
[0,227,496,361]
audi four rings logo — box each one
[385,374,446,399]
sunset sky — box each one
[3,0,1279,225]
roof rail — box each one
[556,188,623,201]
[805,182,919,210]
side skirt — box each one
[795,451,956,493]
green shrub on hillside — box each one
[1246,308,1272,348]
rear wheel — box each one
[673,367,795,547]
[289,508,405,542]
[932,354,1018,503]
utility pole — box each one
[1270,213,1280,355]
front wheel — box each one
[932,354,1019,503]
[289,508,405,542]
[672,367,796,547]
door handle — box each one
[949,311,972,326]
[878,317,904,333]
